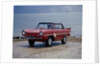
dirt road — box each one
[13,41,81,59]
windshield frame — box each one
[36,23,53,29]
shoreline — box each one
[13,36,82,42]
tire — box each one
[61,36,67,44]
[28,39,35,47]
[45,37,52,47]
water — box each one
[13,12,82,37]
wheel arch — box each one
[48,35,55,41]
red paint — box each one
[22,22,71,42]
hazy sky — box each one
[14,5,82,13]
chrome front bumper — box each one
[25,36,42,39]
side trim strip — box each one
[44,33,67,36]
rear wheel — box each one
[61,36,67,44]
[28,39,35,47]
[45,37,52,47]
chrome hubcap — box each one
[48,38,52,45]
[64,37,66,42]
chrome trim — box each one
[44,33,67,36]
[25,36,42,39]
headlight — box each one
[40,31,43,36]
[22,31,26,35]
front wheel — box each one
[61,36,67,44]
[45,37,52,47]
[28,39,35,47]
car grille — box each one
[26,36,36,39]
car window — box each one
[47,24,53,29]
[55,24,63,29]
[36,24,47,29]
[36,23,53,29]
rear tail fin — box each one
[66,28,71,32]
[66,28,71,36]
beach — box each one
[13,36,82,59]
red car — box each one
[22,22,71,47]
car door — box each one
[53,24,62,40]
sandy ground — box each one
[13,39,82,59]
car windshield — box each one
[36,23,53,29]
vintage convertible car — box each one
[22,22,71,47]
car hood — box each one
[24,29,48,33]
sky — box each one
[14,5,82,14]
